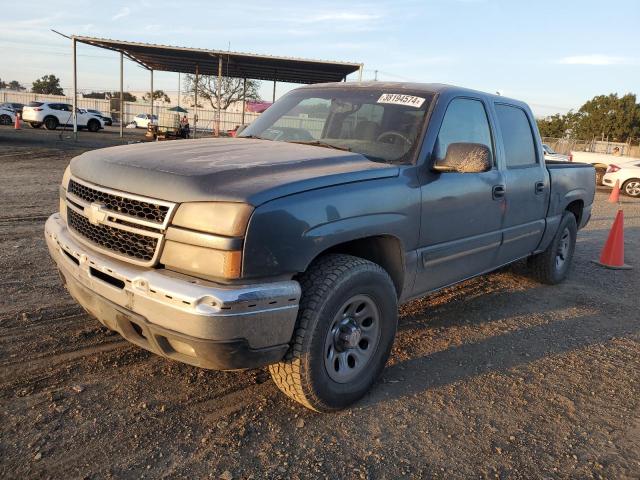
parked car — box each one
[542,143,570,162]
[569,150,640,185]
[0,102,24,114]
[603,159,640,197]
[46,82,595,412]
[130,113,157,128]
[85,108,113,126]
[22,102,105,132]
[0,105,16,125]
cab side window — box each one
[433,98,494,166]
[495,104,537,167]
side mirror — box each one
[433,143,492,173]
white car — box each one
[130,113,158,128]
[569,151,640,185]
[0,106,16,126]
[542,143,570,162]
[603,159,640,198]
[22,102,104,132]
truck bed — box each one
[546,161,595,226]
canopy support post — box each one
[216,56,222,136]
[119,52,124,138]
[150,69,154,118]
[72,37,77,140]
[193,65,198,139]
[272,77,276,103]
[241,77,246,126]
[358,64,363,82]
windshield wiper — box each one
[287,140,351,152]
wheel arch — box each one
[565,199,584,226]
[305,235,405,298]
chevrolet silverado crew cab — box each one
[45,83,595,412]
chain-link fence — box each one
[0,91,262,134]
[541,137,640,158]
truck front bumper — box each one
[45,213,301,370]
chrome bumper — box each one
[45,213,300,369]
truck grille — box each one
[68,179,170,224]
[68,209,158,262]
[65,177,175,266]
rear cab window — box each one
[495,104,538,168]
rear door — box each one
[494,103,548,264]
[414,97,505,294]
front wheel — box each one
[0,114,11,125]
[269,254,398,412]
[622,179,640,198]
[528,212,577,284]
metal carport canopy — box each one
[72,35,363,83]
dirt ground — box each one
[1,126,639,479]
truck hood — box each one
[70,138,399,205]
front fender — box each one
[242,173,420,279]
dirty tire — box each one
[528,212,577,284]
[269,254,398,412]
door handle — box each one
[492,184,505,200]
[535,181,545,194]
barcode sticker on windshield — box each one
[377,93,426,108]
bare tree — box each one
[183,75,260,110]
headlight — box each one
[171,202,253,237]
[161,202,254,280]
[59,166,71,220]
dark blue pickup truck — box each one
[46,82,595,411]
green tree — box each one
[31,74,64,95]
[0,79,7,89]
[142,90,171,103]
[183,75,260,110]
[573,93,640,142]
[537,113,569,138]
[83,91,137,102]
[8,80,25,91]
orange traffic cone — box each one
[608,179,620,203]
[593,209,631,269]
[14,112,21,130]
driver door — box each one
[414,97,505,294]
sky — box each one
[2,0,639,117]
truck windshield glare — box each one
[239,88,434,164]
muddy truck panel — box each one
[45,82,595,411]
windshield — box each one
[239,87,434,164]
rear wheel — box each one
[43,116,58,130]
[269,254,398,412]
[0,114,12,125]
[87,119,100,132]
[528,212,577,284]
[622,179,640,198]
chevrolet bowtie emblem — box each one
[85,202,107,225]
